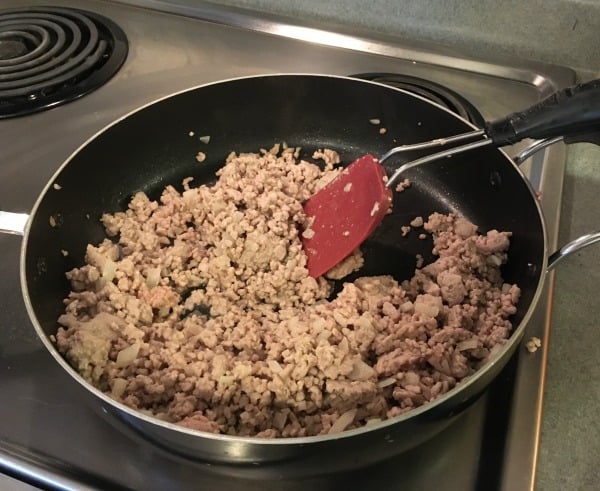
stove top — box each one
[0,6,128,118]
[350,73,485,126]
[0,1,575,489]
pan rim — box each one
[19,73,549,448]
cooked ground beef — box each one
[54,146,520,437]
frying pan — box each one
[1,74,599,475]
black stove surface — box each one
[0,6,128,119]
[351,73,486,127]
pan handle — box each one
[383,80,600,187]
[512,136,564,166]
[0,211,28,236]
[486,79,600,146]
[547,232,600,270]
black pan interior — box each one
[23,75,545,338]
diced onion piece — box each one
[102,259,117,282]
[487,254,503,266]
[399,301,413,313]
[111,377,128,398]
[116,342,140,367]
[403,371,420,386]
[146,267,161,288]
[414,302,439,317]
[218,375,235,386]
[267,360,283,373]
[488,342,505,359]
[332,310,350,328]
[182,189,198,207]
[153,412,170,421]
[348,358,376,380]
[378,377,396,388]
[302,228,315,239]
[365,418,382,427]
[273,411,288,430]
[328,408,357,434]
[137,408,156,417]
[199,135,211,144]
[457,338,479,351]
[370,202,380,217]
[316,330,330,342]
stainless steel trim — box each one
[547,232,600,269]
[514,137,565,166]
[112,0,575,94]
[0,441,114,491]
[500,141,567,491]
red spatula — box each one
[301,129,492,278]
[302,130,493,277]
[302,155,393,278]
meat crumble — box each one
[55,146,520,437]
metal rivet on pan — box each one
[489,170,502,190]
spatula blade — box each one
[302,154,393,278]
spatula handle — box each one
[485,79,600,146]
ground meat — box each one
[410,216,424,228]
[526,336,542,353]
[55,146,520,438]
[325,248,364,280]
[395,178,411,192]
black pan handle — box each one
[485,79,600,145]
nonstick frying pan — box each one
[1,74,598,475]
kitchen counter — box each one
[536,144,600,491]
[172,0,600,80]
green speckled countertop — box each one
[536,144,600,490]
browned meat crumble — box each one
[55,146,520,437]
